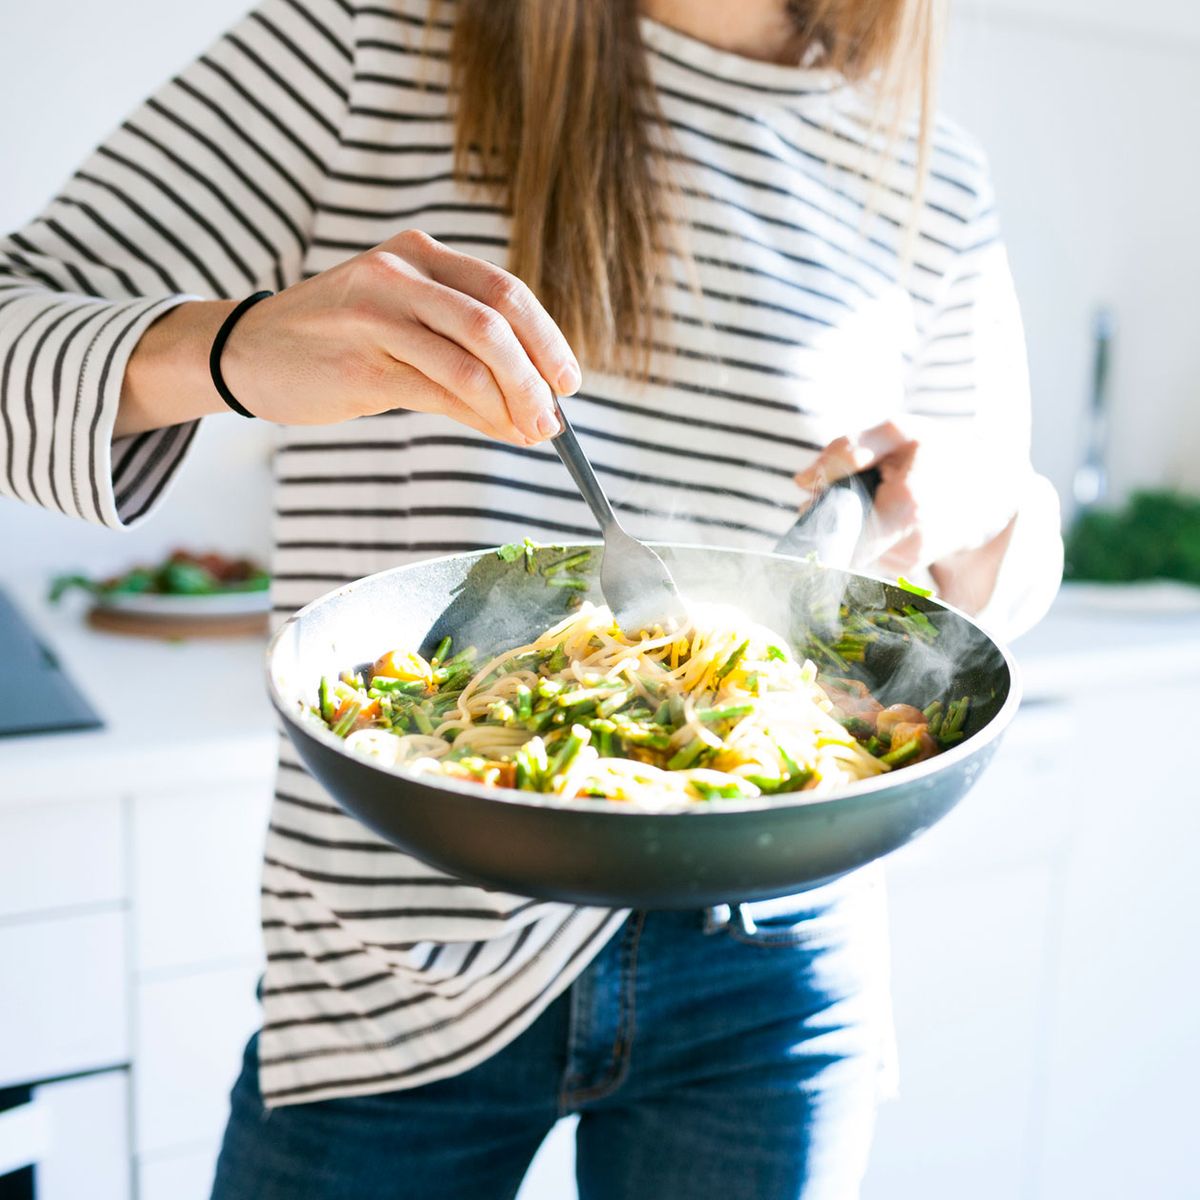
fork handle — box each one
[551,398,620,534]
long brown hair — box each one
[449,1,946,371]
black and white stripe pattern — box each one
[0,0,1032,1105]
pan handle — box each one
[774,467,882,570]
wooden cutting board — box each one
[86,607,270,639]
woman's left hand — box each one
[793,420,1017,611]
[793,420,935,576]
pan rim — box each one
[265,541,1022,818]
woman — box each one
[0,0,1060,1195]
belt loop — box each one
[702,903,732,934]
[730,903,757,936]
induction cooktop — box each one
[0,587,103,737]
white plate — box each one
[94,590,271,618]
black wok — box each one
[266,541,1019,908]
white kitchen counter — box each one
[0,582,276,806]
[1011,581,1200,698]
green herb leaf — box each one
[897,575,933,598]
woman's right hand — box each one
[119,230,581,443]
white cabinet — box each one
[1034,681,1200,1200]
[0,910,128,1088]
[0,757,271,1199]
[34,1071,132,1200]
[0,1071,131,1200]
[127,778,270,1187]
[132,783,270,973]
[139,1143,222,1200]
[865,863,1055,1199]
[133,964,261,1157]
[0,794,124,919]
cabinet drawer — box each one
[133,782,271,974]
[139,1142,220,1200]
[34,1070,132,1200]
[0,796,124,919]
[0,910,128,1088]
[134,963,260,1155]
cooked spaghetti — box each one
[310,600,967,809]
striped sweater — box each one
[0,0,1047,1105]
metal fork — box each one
[552,399,687,636]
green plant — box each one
[1064,490,1200,584]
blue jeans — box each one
[212,873,892,1200]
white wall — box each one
[942,0,1200,508]
[0,0,273,586]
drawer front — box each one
[134,963,260,1155]
[35,1071,132,1200]
[0,796,124,919]
[133,782,270,974]
[0,910,128,1088]
[139,1143,220,1200]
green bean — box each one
[543,551,592,577]
[369,677,426,695]
[331,702,361,738]
[596,688,633,718]
[714,639,750,682]
[697,703,755,723]
[667,738,706,770]
[557,684,623,708]
[318,677,336,722]
[550,724,591,777]
[690,779,750,801]
[636,672,666,698]
[618,728,671,750]
[838,715,874,739]
[941,697,970,738]
[525,706,558,734]
[881,737,922,767]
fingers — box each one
[352,234,575,443]
[384,229,581,430]
[370,321,532,444]
[794,421,925,570]
[357,358,531,445]
[419,240,582,396]
[793,420,913,493]
[410,277,562,441]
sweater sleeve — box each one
[904,174,1063,639]
[0,0,355,529]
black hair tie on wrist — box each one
[209,290,274,418]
